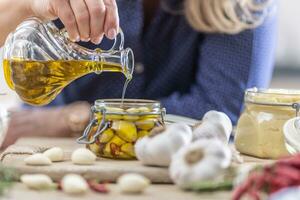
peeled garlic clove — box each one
[112,121,137,142]
[71,148,96,165]
[103,135,126,157]
[99,129,115,143]
[121,143,135,157]
[106,107,124,120]
[135,119,155,131]
[24,153,52,166]
[61,174,88,194]
[123,108,140,121]
[123,115,140,121]
[138,107,151,113]
[141,115,157,120]
[43,147,64,162]
[137,130,149,139]
[126,108,140,113]
[109,135,127,146]
[117,173,150,193]
[88,142,101,156]
[21,174,54,190]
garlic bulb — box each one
[71,148,96,165]
[169,139,232,189]
[24,153,52,166]
[135,123,193,167]
[43,147,64,162]
[21,174,54,190]
[61,174,88,194]
[117,173,150,194]
[193,110,232,143]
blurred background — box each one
[0,1,298,110]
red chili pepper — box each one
[274,165,300,183]
[88,180,110,193]
[232,153,300,200]
[110,143,121,156]
[57,181,62,190]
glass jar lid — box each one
[93,99,164,116]
[77,99,166,144]
[245,88,300,108]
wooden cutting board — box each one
[0,137,273,183]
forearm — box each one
[0,0,32,46]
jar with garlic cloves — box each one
[235,88,300,159]
[77,99,166,159]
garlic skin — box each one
[43,147,64,162]
[61,174,88,194]
[193,110,232,143]
[135,123,193,167]
[169,139,232,189]
[24,153,52,166]
[21,174,54,190]
[71,148,96,165]
[117,173,150,194]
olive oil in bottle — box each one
[3,59,132,106]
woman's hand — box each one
[30,0,119,44]
[0,102,90,149]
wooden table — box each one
[0,137,272,200]
[3,183,231,200]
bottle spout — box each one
[121,48,134,80]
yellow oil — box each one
[3,59,132,106]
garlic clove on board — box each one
[117,173,150,194]
[193,110,232,143]
[71,148,96,165]
[21,174,54,190]
[43,147,64,162]
[169,139,232,189]
[24,153,52,166]
[135,123,193,167]
[61,174,88,194]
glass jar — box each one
[77,99,166,159]
[235,88,300,159]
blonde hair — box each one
[183,0,273,34]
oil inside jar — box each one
[3,59,132,106]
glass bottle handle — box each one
[60,28,125,52]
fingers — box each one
[85,0,106,44]
[51,0,80,42]
[50,0,119,44]
[103,0,119,40]
[70,0,91,42]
